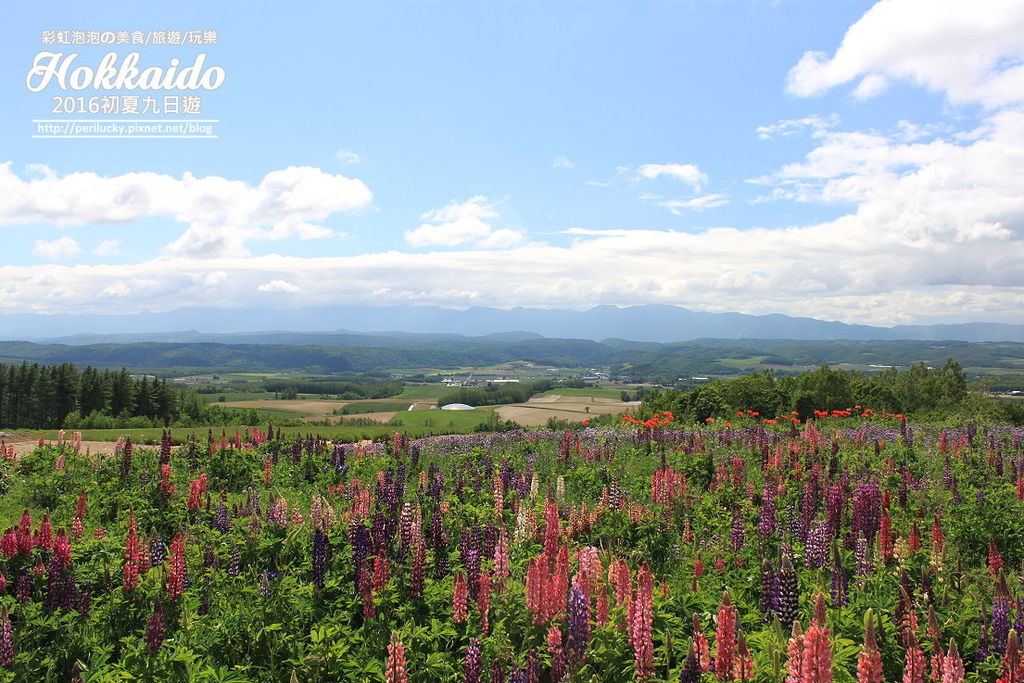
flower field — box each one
[0,418,1022,682]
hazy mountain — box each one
[3,304,1024,343]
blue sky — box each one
[1,0,1022,326]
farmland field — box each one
[2,415,1021,681]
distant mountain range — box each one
[3,304,1024,344]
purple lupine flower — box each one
[464,638,483,683]
[0,607,12,667]
[757,488,777,537]
[855,533,873,576]
[77,585,91,617]
[771,555,799,630]
[759,560,776,620]
[312,529,327,590]
[150,535,165,567]
[15,573,31,603]
[259,571,272,598]
[679,644,702,683]
[852,480,881,540]
[490,659,506,683]
[203,545,218,570]
[730,509,745,552]
[565,584,590,663]
[804,518,829,569]
[228,545,241,577]
[825,480,845,538]
[145,598,165,653]
[213,500,231,533]
[466,549,481,601]
[349,521,369,581]
[991,596,1011,655]
[831,546,850,607]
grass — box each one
[20,417,490,446]
[200,391,274,402]
[717,356,768,370]
[388,407,497,430]
[395,384,446,400]
[538,387,625,399]
[339,401,413,415]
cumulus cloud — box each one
[257,280,302,293]
[656,194,730,213]
[636,163,707,191]
[0,163,373,258]
[552,155,575,169]
[33,236,80,261]
[336,149,362,164]
[786,0,1024,107]
[756,114,840,139]
[93,240,121,257]
[404,196,523,248]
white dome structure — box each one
[440,403,475,411]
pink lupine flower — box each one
[785,621,805,683]
[386,631,408,683]
[857,610,883,683]
[941,641,965,683]
[903,633,926,683]
[629,563,655,681]
[715,591,737,681]
[801,594,832,683]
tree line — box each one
[0,361,255,430]
[641,360,973,423]
[439,380,555,407]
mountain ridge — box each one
[3,304,1023,344]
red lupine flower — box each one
[167,533,186,603]
[477,570,491,634]
[35,513,52,550]
[186,474,208,510]
[997,630,1023,683]
[989,540,1004,574]
[545,545,569,622]
[0,530,16,559]
[453,570,469,623]
[857,611,883,683]
[386,631,408,683]
[373,555,390,593]
[526,556,546,624]
[715,591,737,681]
[70,517,84,540]
[122,560,139,594]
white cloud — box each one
[33,236,80,261]
[336,149,362,164]
[656,194,730,213]
[257,280,301,293]
[404,196,523,248]
[756,114,840,139]
[552,155,575,169]
[0,163,373,259]
[786,0,1024,107]
[636,163,707,191]
[93,239,121,257]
